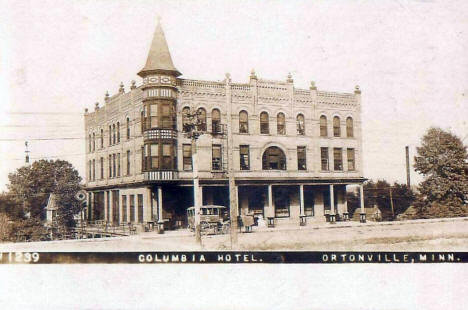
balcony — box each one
[144,170,179,181]
[144,128,177,140]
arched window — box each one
[239,111,248,133]
[182,107,191,132]
[92,133,95,151]
[117,122,120,143]
[262,146,286,170]
[112,124,116,144]
[126,117,130,140]
[100,129,104,148]
[211,109,221,133]
[320,115,327,137]
[108,125,112,145]
[296,114,305,135]
[333,116,340,137]
[346,117,354,137]
[260,112,269,134]
[277,112,285,135]
[197,108,207,131]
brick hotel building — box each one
[84,21,366,229]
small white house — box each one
[45,193,58,225]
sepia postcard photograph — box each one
[0,0,468,309]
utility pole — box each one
[225,73,238,247]
[389,187,395,220]
[405,146,410,188]
[185,109,203,245]
[24,141,30,165]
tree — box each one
[7,160,83,228]
[414,127,468,217]
[346,180,415,220]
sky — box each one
[0,0,467,191]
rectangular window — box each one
[297,146,306,170]
[150,104,158,128]
[127,150,131,175]
[112,154,116,177]
[240,145,250,170]
[162,143,173,169]
[321,147,329,171]
[122,195,127,223]
[117,153,121,176]
[161,104,173,129]
[150,144,159,169]
[137,194,144,223]
[212,144,222,171]
[109,125,112,145]
[141,146,145,171]
[100,157,104,179]
[88,160,91,181]
[183,144,192,171]
[347,148,355,171]
[92,159,95,181]
[333,148,343,171]
[108,155,112,178]
[130,194,135,222]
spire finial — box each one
[287,72,293,83]
[250,68,257,80]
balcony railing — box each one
[144,128,177,140]
[144,170,178,181]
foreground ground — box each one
[1,217,468,251]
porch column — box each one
[118,194,123,224]
[329,184,335,223]
[199,186,204,207]
[157,186,164,233]
[267,184,275,227]
[104,191,108,222]
[360,184,366,223]
[299,185,304,216]
[268,185,273,215]
[343,188,349,220]
[109,191,113,224]
[89,192,95,221]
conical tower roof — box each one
[138,19,181,77]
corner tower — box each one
[138,19,180,181]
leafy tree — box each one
[414,127,468,217]
[7,160,83,228]
[347,180,415,220]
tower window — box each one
[126,150,131,175]
[100,129,104,148]
[117,122,120,143]
[112,124,116,145]
[100,157,104,179]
